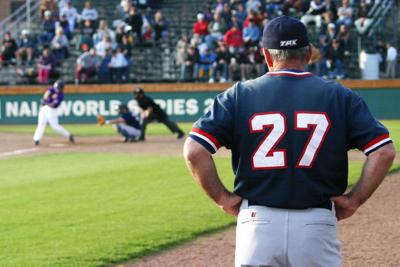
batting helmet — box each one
[54,80,65,91]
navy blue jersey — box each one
[122,112,141,129]
[190,69,392,209]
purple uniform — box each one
[42,87,64,108]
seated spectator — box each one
[108,48,129,83]
[183,46,200,81]
[93,20,115,46]
[223,23,244,54]
[51,27,69,61]
[125,6,143,44]
[214,0,225,14]
[81,1,99,26]
[265,0,283,17]
[248,45,266,77]
[175,35,189,81]
[60,2,79,32]
[234,3,247,25]
[220,3,232,27]
[210,42,230,83]
[354,0,373,35]
[96,35,116,58]
[301,0,326,29]
[40,0,58,19]
[336,24,352,56]
[38,48,58,84]
[205,12,227,49]
[336,0,353,26]
[198,47,217,81]
[246,0,262,13]
[325,39,345,79]
[16,29,36,66]
[57,14,73,40]
[119,35,133,67]
[282,0,304,15]
[243,9,263,28]
[1,32,18,66]
[75,46,101,84]
[243,18,260,48]
[98,48,113,83]
[192,13,209,36]
[39,10,56,45]
[153,11,168,46]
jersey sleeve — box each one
[189,85,236,154]
[347,91,392,155]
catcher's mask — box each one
[117,104,129,114]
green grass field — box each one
[0,120,398,267]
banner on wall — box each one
[0,89,399,124]
[0,92,220,124]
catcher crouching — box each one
[97,104,142,142]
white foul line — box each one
[0,148,39,158]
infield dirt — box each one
[1,132,399,267]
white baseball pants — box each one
[33,105,71,141]
[115,124,141,139]
[235,199,341,267]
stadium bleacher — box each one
[0,0,397,85]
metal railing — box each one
[0,0,41,38]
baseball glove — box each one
[97,115,106,126]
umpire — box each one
[184,16,395,267]
[133,87,185,141]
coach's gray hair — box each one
[267,46,309,62]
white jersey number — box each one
[250,112,330,169]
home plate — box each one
[49,143,67,147]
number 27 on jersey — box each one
[250,112,331,170]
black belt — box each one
[248,200,333,210]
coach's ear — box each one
[306,44,314,65]
[262,48,274,70]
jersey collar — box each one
[267,68,312,77]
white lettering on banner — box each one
[127,100,140,113]
[174,99,185,115]
[72,101,85,116]
[32,101,38,116]
[20,102,32,117]
[86,100,99,116]
[203,98,214,114]
[59,101,72,116]
[98,101,109,116]
[186,99,199,115]
[109,100,121,116]
[6,102,19,117]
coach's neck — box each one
[263,46,311,72]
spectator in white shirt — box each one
[60,2,79,31]
[95,35,116,58]
[301,0,326,29]
[109,48,129,82]
[93,20,115,46]
[81,1,98,24]
[336,0,353,26]
[385,42,397,78]
[51,27,69,60]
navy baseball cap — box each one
[262,16,309,50]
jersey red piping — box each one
[361,133,390,151]
[191,128,221,149]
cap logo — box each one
[280,39,298,47]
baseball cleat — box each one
[69,135,75,144]
[34,140,40,146]
[177,131,185,139]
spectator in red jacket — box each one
[193,13,209,36]
[223,23,244,54]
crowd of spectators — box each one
[0,0,167,84]
[175,0,397,83]
[0,0,397,84]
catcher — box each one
[97,104,142,142]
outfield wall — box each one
[0,80,399,124]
